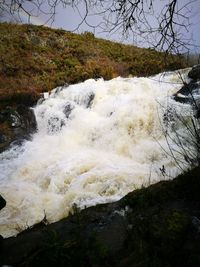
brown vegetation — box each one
[0,22,187,109]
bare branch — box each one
[0,0,199,53]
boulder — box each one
[172,81,198,105]
[16,105,37,133]
[175,81,199,96]
[188,65,200,81]
[173,68,200,117]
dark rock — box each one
[86,92,95,108]
[173,81,200,105]
[173,72,200,118]
[192,216,200,233]
[63,103,74,118]
[0,106,21,128]
[196,109,200,119]
[173,94,193,104]
[0,133,7,144]
[175,82,199,96]
[188,65,200,81]
[0,105,37,153]
[173,66,200,105]
[16,105,37,132]
[0,195,6,210]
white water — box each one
[0,69,194,237]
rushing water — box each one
[0,69,195,237]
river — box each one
[0,68,195,237]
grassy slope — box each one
[0,22,186,109]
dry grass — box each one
[0,22,187,109]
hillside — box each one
[0,22,186,109]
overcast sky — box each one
[3,0,200,53]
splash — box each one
[0,70,194,237]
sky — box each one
[2,0,200,53]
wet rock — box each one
[63,103,74,118]
[16,105,37,132]
[0,133,7,144]
[86,92,95,108]
[173,68,200,118]
[173,81,200,104]
[173,93,193,104]
[188,65,200,81]
[0,105,37,153]
[0,106,22,128]
[0,195,6,210]
[175,82,199,97]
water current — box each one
[0,69,196,237]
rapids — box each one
[0,69,195,237]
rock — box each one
[0,105,37,153]
[0,106,22,128]
[173,81,200,103]
[192,216,200,233]
[63,103,74,118]
[0,195,6,210]
[0,133,7,144]
[188,65,200,81]
[86,92,95,108]
[173,69,200,118]
[175,82,199,96]
[16,105,37,132]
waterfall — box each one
[0,69,195,237]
